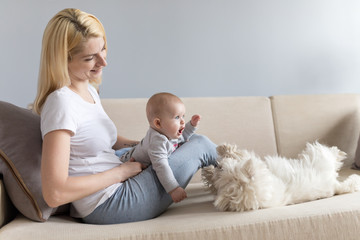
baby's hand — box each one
[169,187,187,203]
[190,115,201,127]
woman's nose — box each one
[98,55,107,67]
[96,51,107,67]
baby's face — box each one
[159,102,186,140]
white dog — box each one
[202,142,360,212]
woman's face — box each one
[68,37,107,83]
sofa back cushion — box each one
[0,101,55,222]
[102,96,278,157]
[271,94,360,167]
[101,98,149,143]
[182,97,277,156]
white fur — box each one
[202,142,360,212]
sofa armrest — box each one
[0,178,17,228]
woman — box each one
[33,8,217,224]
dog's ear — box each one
[201,166,217,193]
[243,160,255,181]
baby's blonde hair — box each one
[33,8,107,114]
[146,92,183,123]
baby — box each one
[120,92,200,203]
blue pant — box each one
[82,134,217,224]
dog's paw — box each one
[347,174,360,192]
[337,174,360,193]
[216,144,238,158]
[216,143,254,162]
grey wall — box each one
[1,0,360,108]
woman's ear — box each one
[153,118,161,129]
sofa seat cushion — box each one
[1,168,360,240]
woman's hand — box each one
[117,159,146,182]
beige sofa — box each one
[1,94,360,240]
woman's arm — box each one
[112,135,139,150]
[41,130,143,208]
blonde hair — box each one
[33,8,107,114]
[146,92,183,123]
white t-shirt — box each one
[41,85,122,218]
